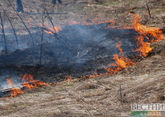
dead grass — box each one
[0,0,165,116]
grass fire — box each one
[0,0,165,117]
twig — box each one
[6,0,35,46]
[0,12,7,54]
[42,4,79,63]
[43,7,64,41]
[146,2,152,18]
[40,10,45,65]
[44,8,56,35]
[6,0,35,65]
[4,10,19,48]
[162,16,165,24]
[43,7,61,41]
[119,85,123,104]
[43,7,78,54]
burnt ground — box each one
[0,0,165,117]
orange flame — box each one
[132,14,163,42]
[81,42,136,79]
[116,42,124,56]
[4,14,164,98]
[132,14,163,56]
[7,78,23,98]
[105,55,135,74]
[113,55,127,68]
[5,74,48,98]
[88,70,98,79]
[43,24,62,35]
[105,42,135,74]
[65,75,72,82]
[21,73,47,89]
[135,35,152,56]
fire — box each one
[3,14,164,99]
[8,88,23,98]
[135,35,152,56]
[6,78,23,98]
[132,14,163,56]
[43,18,114,35]
[113,55,127,68]
[105,42,135,74]
[82,42,136,78]
[65,75,72,82]
[88,70,98,79]
[105,55,135,74]
[21,73,47,89]
[132,14,163,42]
[43,24,62,35]
[116,42,124,56]
[105,14,163,74]
[4,74,48,98]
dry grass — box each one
[1,65,165,116]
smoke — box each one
[0,23,138,67]
[0,68,22,90]
[0,22,140,91]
